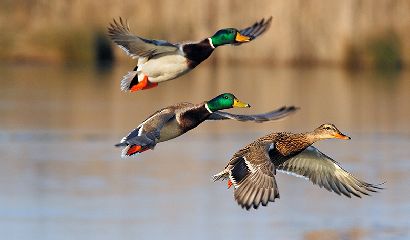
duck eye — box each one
[224,96,229,99]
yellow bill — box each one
[233,98,251,108]
[235,33,251,42]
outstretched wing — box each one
[233,16,273,46]
[108,18,179,59]
[208,106,298,122]
[231,147,280,210]
[277,146,383,197]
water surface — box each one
[0,63,409,240]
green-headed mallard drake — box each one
[213,123,383,210]
[108,17,272,92]
[115,93,297,157]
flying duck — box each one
[108,17,272,92]
[115,93,297,157]
[213,124,383,210]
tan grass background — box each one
[1,0,409,67]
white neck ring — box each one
[208,38,215,49]
[205,103,212,113]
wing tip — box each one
[235,187,280,210]
[257,105,299,122]
[281,105,300,114]
[373,181,386,189]
[265,16,273,24]
[288,105,300,111]
[107,17,131,37]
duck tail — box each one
[120,57,148,92]
[212,169,230,182]
[120,71,139,92]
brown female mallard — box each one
[213,123,383,210]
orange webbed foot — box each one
[126,145,150,156]
[227,179,233,189]
[130,75,158,92]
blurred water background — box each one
[0,1,409,240]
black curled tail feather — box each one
[115,142,128,147]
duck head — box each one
[206,93,250,112]
[313,123,351,140]
[210,28,251,47]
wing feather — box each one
[277,146,383,197]
[233,17,273,46]
[208,106,298,122]
[232,148,280,210]
[108,18,178,59]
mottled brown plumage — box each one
[213,124,383,210]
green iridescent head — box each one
[206,93,250,112]
[210,28,251,47]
